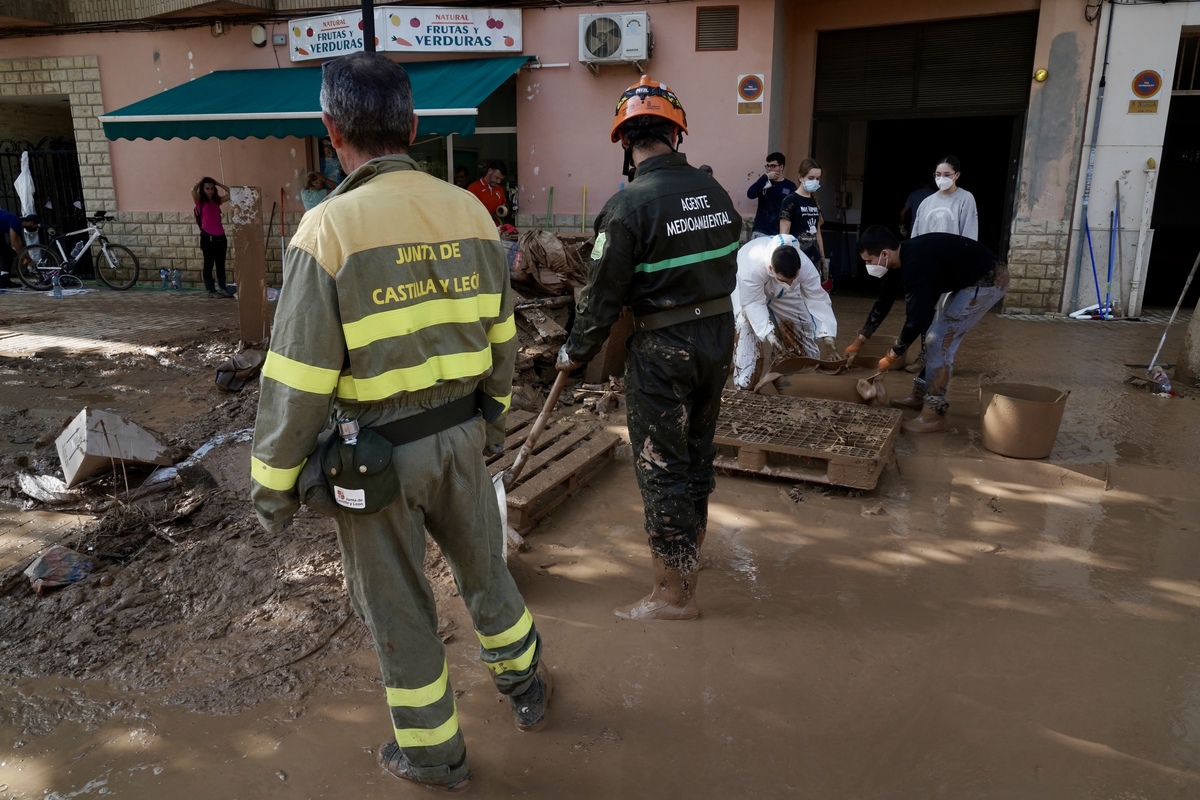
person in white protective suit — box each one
[731,233,837,390]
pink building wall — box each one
[1,25,312,214]
[515,1,777,220]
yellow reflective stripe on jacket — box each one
[487,314,515,344]
[336,347,493,402]
[261,351,341,395]
[483,641,537,677]
[250,455,304,492]
[476,608,533,650]
[492,392,512,411]
[343,294,504,350]
[385,661,449,709]
[393,708,459,748]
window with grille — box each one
[1174,34,1200,92]
[697,6,738,51]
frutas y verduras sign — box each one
[290,7,522,62]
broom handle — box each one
[1148,248,1200,370]
[505,370,569,488]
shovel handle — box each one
[504,370,570,488]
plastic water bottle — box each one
[1149,366,1174,395]
[170,268,182,290]
[159,267,169,289]
[52,273,62,299]
[70,241,85,260]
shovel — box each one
[855,370,888,403]
[492,369,571,554]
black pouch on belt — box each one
[316,427,400,516]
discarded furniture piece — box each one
[54,408,173,488]
[487,410,620,534]
[713,390,902,490]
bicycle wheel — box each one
[96,243,140,290]
[14,245,59,290]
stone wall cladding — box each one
[1003,218,1070,315]
[108,210,302,290]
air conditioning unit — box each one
[579,12,651,65]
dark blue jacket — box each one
[746,175,796,236]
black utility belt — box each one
[634,295,733,333]
[373,389,503,446]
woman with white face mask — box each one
[910,155,978,240]
[778,158,830,284]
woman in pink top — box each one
[191,176,234,298]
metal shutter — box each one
[815,12,1038,117]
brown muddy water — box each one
[2,292,1200,798]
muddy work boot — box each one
[905,343,926,374]
[902,404,947,434]
[377,742,472,793]
[614,553,699,620]
[890,384,925,411]
[509,662,554,732]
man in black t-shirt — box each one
[843,226,1008,433]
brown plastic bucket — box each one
[979,382,1069,459]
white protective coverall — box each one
[731,234,837,389]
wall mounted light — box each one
[251,24,268,48]
[1033,68,1049,82]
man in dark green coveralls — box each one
[558,76,741,620]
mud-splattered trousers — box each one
[336,412,541,787]
[624,313,734,570]
[917,270,1007,413]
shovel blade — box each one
[492,470,509,559]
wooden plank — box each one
[506,424,595,489]
[507,433,619,531]
[488,418,578,474]
[508,431,619,509]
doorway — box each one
[1145,95,1200,309]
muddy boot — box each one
[901,404,946,434]
[509,661,553,732]
[614,554,699,620]
[890,385,924,411]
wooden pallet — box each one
[712,390,902,490]
[487,411,621,533]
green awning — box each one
[100,56,529,141]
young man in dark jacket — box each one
[844,226,1008,433]
[746,151,795,238]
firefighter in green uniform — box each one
[250,53,550,793]
[558,76,741,620]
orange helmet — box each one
[610,75,688,144]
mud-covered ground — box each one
[2,290,1200,799]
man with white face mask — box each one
[844,226,1007,433]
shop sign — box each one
[290,6,522,62]
[1128,69,1162,114]
[737,74,764,116]
[290,11,372,60]
[382,7,522,52]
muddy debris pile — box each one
[509,229,591,413]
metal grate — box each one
[696,6,738,51]
[715,390,900,460]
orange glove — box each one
[877,349,900,371]
[843,335,866,365]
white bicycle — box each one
[15,211,140,291]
